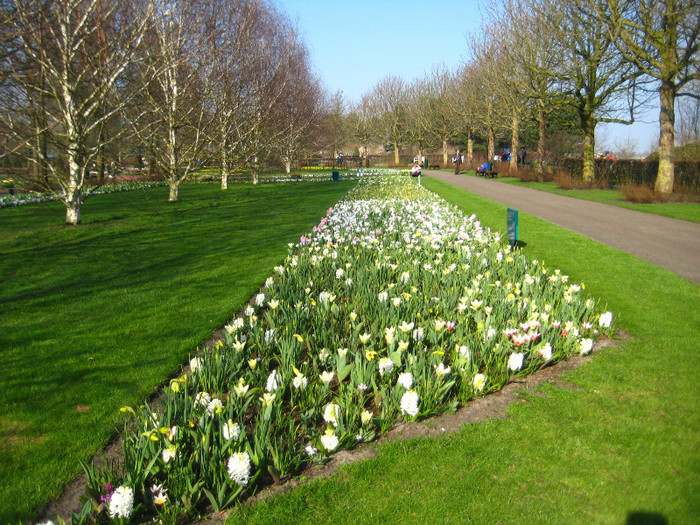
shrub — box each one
[618,183,667,203]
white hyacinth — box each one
[397,372,413,390]
[378,357,395,376]
[189,356,202,372]
[320,431,339,451]
[400,390,419,417]
[473,373,486,392]
[222,419,241,441]
[108,486,134,519]
[508,352,524,371]
[227,452,252,486]
[254,293,265,307]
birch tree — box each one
[602,0,699,196]
[137,0,217,202]
[1,0,152,224]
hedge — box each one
[558,158,700,193]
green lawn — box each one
[481,174,700,223]
[0,181,355,523]
[228,177,700,525]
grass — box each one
[480,173,700,223]
[227,177,700,525]
[0,180,355,523]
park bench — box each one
[290,173,302,180]
[476,162,497,178]
[429,164,440,169]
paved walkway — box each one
[427,171,700,286]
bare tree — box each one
[365,75,411,165]
[346,95,375,161]
[318,91,347,161]
[1,0,152,224]
[499,0,562,173]
[135,0,219,202]
[676,80,700,146]
[602,0,700,196]
[452,63,482,168]
[469,41,503,163]
[539,0,643,181]
[412,67,462,167]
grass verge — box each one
[0,180,355,523]
[227,177,700,525]
[479,174,700,223]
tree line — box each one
[0,0,329,224]
[335,0,698,196]
[0,0,697,224]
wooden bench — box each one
[429,164,440,169]
[476,162,497,178]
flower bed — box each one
[82,175,613,523]
[0,180,169,208]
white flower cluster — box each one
[108,486,134,519]
[227,452,252,486]
[400,390,419,417]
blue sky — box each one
[277,0,659,154]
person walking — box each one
[453,150,462,174]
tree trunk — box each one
[65,152,83,225]
[467,131,473,168]
[487,128,495,162]
[510,114,519,172]
[655,80,675,197]
[393,142,400,165]
[284,157,291,173]
[168,181,179,201]
[221,142,229,190]
[442,139,448,166]
[536,103,546,175]
[66,194,81,224]
[582,122,596,183]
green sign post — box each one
[507,208,518,248]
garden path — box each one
[426,171,700,286]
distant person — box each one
[411,164,421,177]
[453,150,462,174]
[520,148,526,165]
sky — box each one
[277,0,660,155]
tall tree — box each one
[1,0,152,224]
[137,0,217,202]
[366,75,411,165]
[603,0,700,196]
[499,0,562,173]
[413,67,462,167]
[539,0,642,181]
